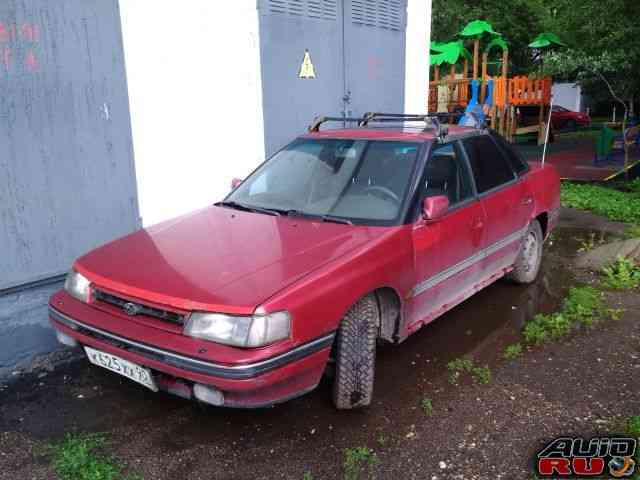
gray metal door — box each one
[258,0,345,157]
[0,0,139,291]
[258,0,408,158]
[343,0,407,117]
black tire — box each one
[565,119,577,131]
[507,220,543,284]
[332,294,379,410]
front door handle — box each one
[522,196,533,206]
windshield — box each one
[226,138,422,224]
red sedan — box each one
[551,105,591,130]
[49,115,560,409]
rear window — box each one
[463,136,516,194]
[490,132,530,176]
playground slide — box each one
[459,79,494,127]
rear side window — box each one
[463,136,516,194]
[491,132,530,176]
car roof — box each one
[302,125,480,142]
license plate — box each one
[84,346,158,392]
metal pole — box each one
[541,95,554,167]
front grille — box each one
[93,289,186,326]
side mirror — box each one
[422,195,449,222]
[231,178,242,189]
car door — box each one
[409,141,486,327]
[461,135,532,280]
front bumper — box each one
[49,303,334,408]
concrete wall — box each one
[119,1,265,227]
[0,0,138,374]
[0,0,139,291]
[405,0,431,113]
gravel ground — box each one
[0,208,638,480]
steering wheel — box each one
[363,185,400,204]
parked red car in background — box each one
[49,114,561,410]
[551,105,591,130]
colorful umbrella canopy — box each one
[529,32,567,49]
[429,40,472,66]
[486,36,508,54]
[459,20,501,38]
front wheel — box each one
[332,294,379,410]
[506,220,543,284]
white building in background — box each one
[120,0,432,226]
[552,82,585,112]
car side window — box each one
[423,142,473,206]
[490,131,530,176]
[463,136,516,194]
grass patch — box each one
[503,343,523,360]
[626,416,640,438]
[420,397,433,416]
[561,183,640,224]
[602,256,640,290]
[48,433,140,480]
[624,224,640,239]
[447,358,491,385]
[523,286,605,345]
[343,447,379,480]
[303,472,314,480]
[628,178,640,194]
[576,232,606,253]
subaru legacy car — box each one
[50,114,560,409]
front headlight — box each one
[64,269,91,303]
[184,311,290,348]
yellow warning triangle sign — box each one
[299,50,316,79]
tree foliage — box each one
[431,0,639,114]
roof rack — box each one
[360,112,449,140]
[308,116,365,133]
[308,113,450,142]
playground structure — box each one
[429,21,553,145]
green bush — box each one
[563,286,603,326]
[523,286,604,344]
[447,358,491,385]
[602,256,640,290]
[344,447,379,480]
[49,434,141,480]
[503,343,523,360]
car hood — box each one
[75,206,387,313]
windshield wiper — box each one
[216,201,281,216]
[321,215,353,225]
[271,208,353,225]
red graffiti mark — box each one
[367,57,383,80]
[0,23,9,43]
[2,46,10,69]
[20,22,39,42]
[0,21,41,74]
[25,49,38,72]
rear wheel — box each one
[332,294,378,410]
[507,220,543,284]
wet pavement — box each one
[0,208,636,479]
